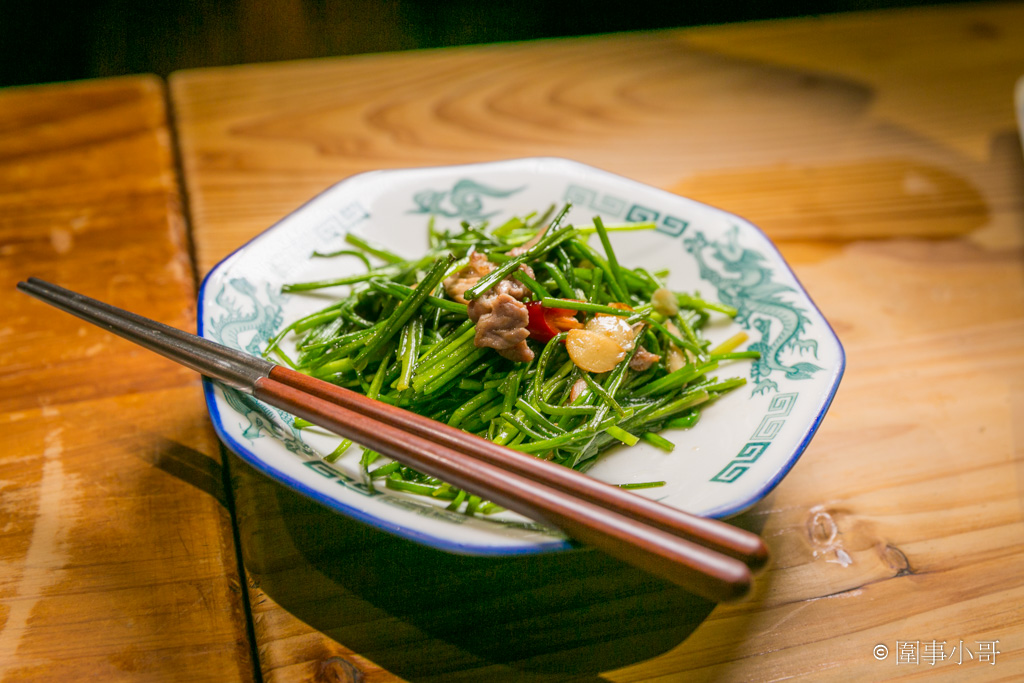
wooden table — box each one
[0,78,254,680]
[3,2,1023,680]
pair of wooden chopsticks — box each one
[18,277,768,601]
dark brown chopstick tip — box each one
[746,540,770,572]
[722,576,753,602]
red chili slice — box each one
[525,301,559,342]
[525,301,579,343]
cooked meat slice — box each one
[443,251,494,304]
[468,290,534,362]
[496,339,534,363]
[468,292,529,346]
[629,346,661,372]
[493,269,532,301]
[449,250,538,363]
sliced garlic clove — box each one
[566,328,627,373]
[584,315,636,352]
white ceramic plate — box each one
[199,157,845,556]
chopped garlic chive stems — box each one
[640,388,711,424]
[710,331,750,355]
[566,239,631,305]
[639,432,675,452]
[529,332,568,400]
[422,348,489,395]
[417,319,474,365]
[323,438,353,464]
[677,292,739,317]
[508,413,626,453]
[264,303,345,356]
[311,249,373,271]
[355,254,455,368]
[395,316,423,391]
[266,344,299,369]
[512,268,551,300]
[514,398,561,434]
[617,480,666,489]
[619,267,651,294]
[539,297,631,316]
[385,476,440,496]
[501,371,521,414]
[271,206,750,513]
[344,232,406,264]
[645,317,703,356]
[591,216,629,303]
[575,221,657,234]
[463,225,576,300]
[445,489,468,511]
[587,267,604,302]
[413,331,478,390]
[704,377,748,394]
[281,264,403,292]
[369,279,468,315]
[490,215,526,237]
[633,267,665,291]
[580,370,627,417]
[634,360,719,398]
[572,267,594,286]
[448,387,501,428]
[605,425,639,446]
[541,262,577,299]
[711,350,761,361]
[367,350,393,400]
[671,312,703,355]
[665,412,701,429]
[527,204,557,231]
[500,411,555,441]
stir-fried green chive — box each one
[541,262,577,299]
[395,316,423,391]
[353,255,455,369]
[269,206,757,513]
[463,226,577,300]
[281,264,404,292]
[512,269,551,299]
[618,480,667,490]
[539,297,631,316]
[592,216,629,303]
[640,432,676,452]
[312,249,373,271]
[344,232,406,264]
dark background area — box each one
[1,0,980,88]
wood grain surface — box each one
[161,2,1021,680]
[0,77,253,681]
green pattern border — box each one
[711,392,798,483]
[563,184,690,236]
[303,460,377,497]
